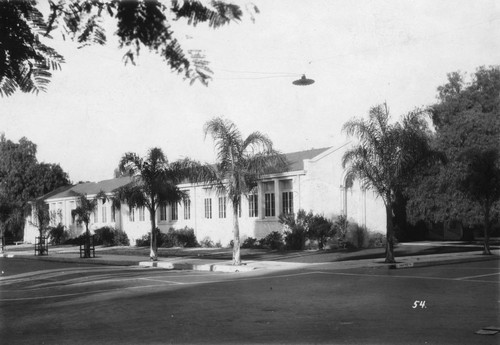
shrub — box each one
[241,237,262,249]
[175,227,198,247]
[308,214,335,250]
[279,210,336,250]
[94,226,130,246]
[284,227,306,250]
[158,228,175,247]
[279,210,308,250]
[157,227,198,248]
[368,232,386,248]
[333,215,349,249]
[48,224,66,245]
[63,234,86,245]
[345,223,368,249]
[261,231,283,250]
[199,236,215,248]
[136,233,150,247]
[112,229,130,246]
[94,227,113,246]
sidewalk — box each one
[1,242,499,272]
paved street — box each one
[0,258,498,344]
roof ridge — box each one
[283,146,331,156]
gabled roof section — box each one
[32,184,74,203]
[46,176,134,201]
[284,147,331,172]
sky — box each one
[2,0,500,183]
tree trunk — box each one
[483,204,492,255]
[0,223,4,253]
[384,204,395,263]
[150,208,158,261]
[232,206,241,265]
[84,222,91,258]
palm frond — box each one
[242,131,273,154]
[343,103,435,206]
[245,151,288,177]
[119,152,143,176]
[114,184,147,209]
[204,117,243,169]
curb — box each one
[0,253,139,267]
[3,251,498,272]
[139,261,256,273]
[389,254,499,269]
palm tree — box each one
[342,104,434,263]
[203,117,287,265]
[117,148,202,261]
[71,191,107,258]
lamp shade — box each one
[293,74,315,86]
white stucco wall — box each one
[296,146,386,233]
[24,145,386,246]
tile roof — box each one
[33,184,74,202]
[284,147,331,171]
[44,147,332,201]
[46,176,133,201]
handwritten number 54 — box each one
[412,300,426,308]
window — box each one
[171,203,178,221]
[282,192,294,215]
[57,202,63,223]
[265,193,275,217]
[70,201,76,224]
[138,206,145,221]
[204,198,212,219]
[93,210,98,223]
[218,197,227,218]
[129,207,135,222]
[111,207,116,222]
[263,181,275,217]
[49,203,56,225]
[102,204,107,223]
[160,205,167,221]
[184,199,191,220]
[248,194,258,217]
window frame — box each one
[218,197,227,218]
[248,194,258,218]
[171,202,178,221]
[129,207,135,222]
[183,198,191,220]
[264,192,275,217]
[204,198,212,219]
[138,206,145,222]
[101,204,107,223]
[159,204,167,221]
[282,191,294,216]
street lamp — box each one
[292,74,315,86]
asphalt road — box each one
[0,258,498,345]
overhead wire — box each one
[44,14,500,81]
[212,15,500,81]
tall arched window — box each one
[340,171,355,217]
